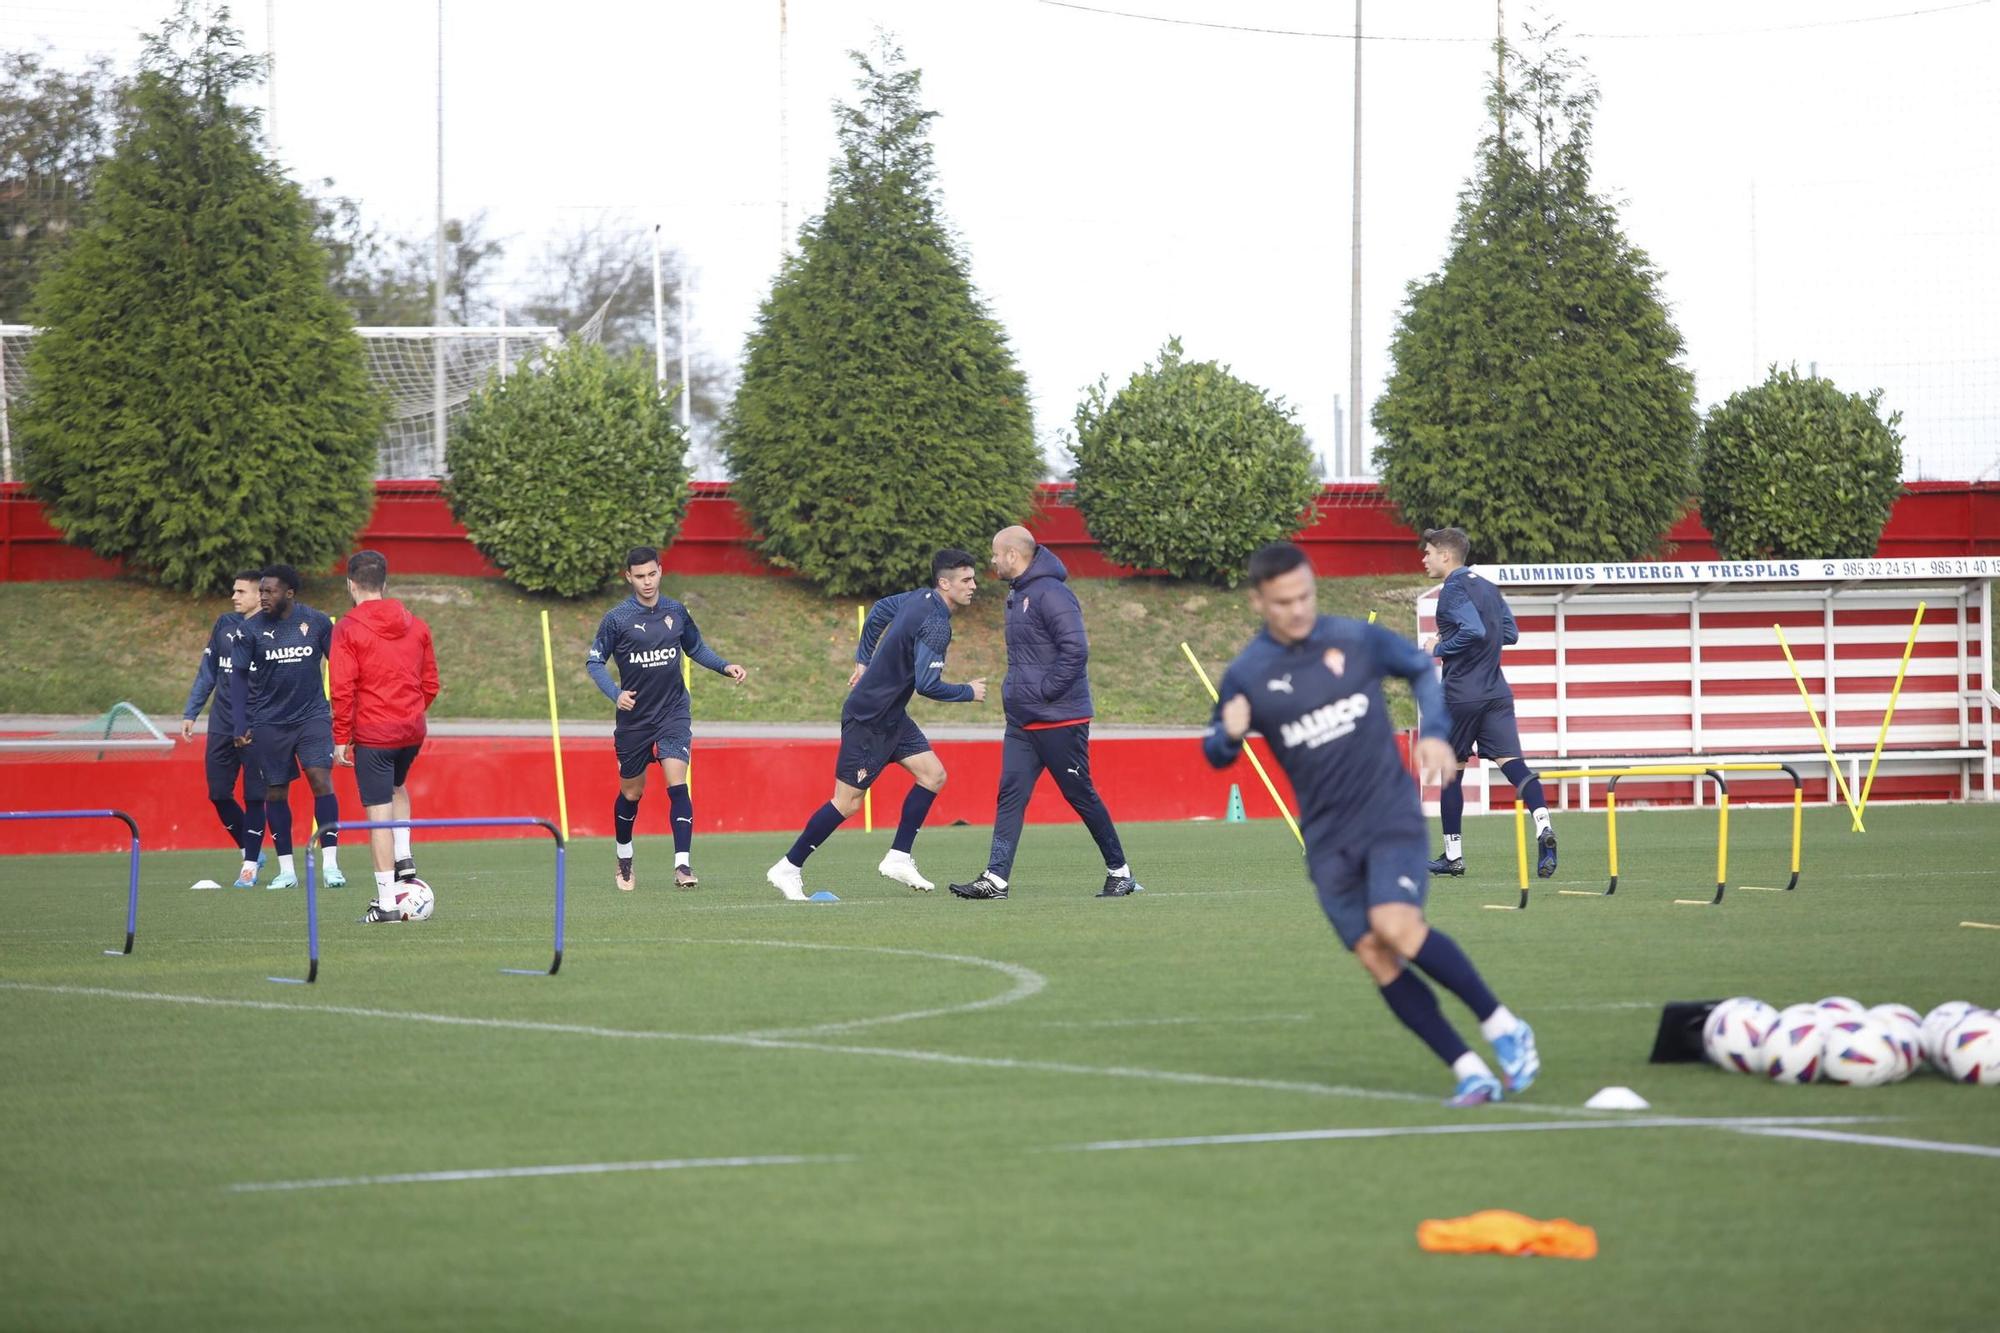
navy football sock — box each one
[211,797,244,847]
[240,800,266,861]
[613,795,639,849]
[786,802,847,867]
[268,802,294,857]
[1412,929,1501,1023]
[1498,759,1547,815]
[666,784,693,856]
[1379,969,1471,1067]
[314,792,339,847]
[891,786,938,854]
[1440,775,1465,837]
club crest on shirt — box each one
[856,767,869,783]
[1021,596,1030,613]
[1322,648,1347,676]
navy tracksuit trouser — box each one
[986,720,1126,880]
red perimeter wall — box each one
[0,731,1329,856]
[5,480,1997,582]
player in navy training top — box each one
[587,545,747,893]
[227,564,340,891]
[1203,543,1540,1106]
[179,569,266,883]
[1420,526,1557,880]
[766,549,987,900]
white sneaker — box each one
[766,858,808,901]
[877,850,934,892]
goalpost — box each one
[0,324,562,483]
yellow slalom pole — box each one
[1489,800,1526,909]
[1367,610,1377,624]
[1715,792,1730,904]
[681,652,693,801]
[539,610,571,840]
[1178,641,1304,847]
[859,604,872,834]
[1855,601,1926,826]
[1790,785,1803,888]
[1605,788,1620,894]
[1773,624,1865,832]
[311,615,338,850]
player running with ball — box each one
[1203,543,1539,1106]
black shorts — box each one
[354,742,422,806]
[615,719,693,780]
[249,716,334,787]
[1446,696,1525,764]
[835,713,931,790]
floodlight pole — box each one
[433,0,448,475]
[1347,0,1364,477]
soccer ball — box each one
[397,877,436,923]
[1866,1004,1924,1077]
[1702,997,1780,1074]
[1938,1010,2000,1085]
[1815,995,1865,1017]
[1922,1001,1984,1071]
[1819,1015,1906,1087]
[1765,1003,1828,1084]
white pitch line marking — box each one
[0,980,1601,1115]
[227,1152,853,1194]
[1062,1114,1892,1154]
[705,939,1046,1039]
[1734,1126,2000,1159]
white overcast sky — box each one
[10,0,1999,479]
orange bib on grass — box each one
[1417,1210,1598,1260]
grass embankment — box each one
[0,573,1433,726]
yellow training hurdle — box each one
[1508,763,1805,908]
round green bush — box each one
[1071,339,1319,585]
[1697,367,1904,560]
[445,343,690,597]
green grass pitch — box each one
[3,803,1997,1331]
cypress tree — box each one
[19,3,380,592]
[1372,31,1695,563]
[723,37,1037,596]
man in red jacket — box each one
[330,550,441,923]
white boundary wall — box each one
[1415,557,1997,812]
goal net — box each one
[0,324,561,482]
[0,702,173,762]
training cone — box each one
[1225,784,1247,823]
[807,890,840,903]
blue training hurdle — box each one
[278,816,567,985]
[2,809,142,956]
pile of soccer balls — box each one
[1702,996,1999,1086]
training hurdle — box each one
[278,817,567,986]
[1513,763,1805,906]
[1,809,142,955]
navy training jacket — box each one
[1002,546,1094,725]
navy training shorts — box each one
[1307,831,1433,950]
[834,713,931,790]
[1446,695,1526,764]
[245,717,326,788]
[615,717,693,779]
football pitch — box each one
[3,804,1996,1331]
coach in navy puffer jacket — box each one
[945,528,1142,901]
[1001,544,1093,725]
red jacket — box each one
[330,598,439,747]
